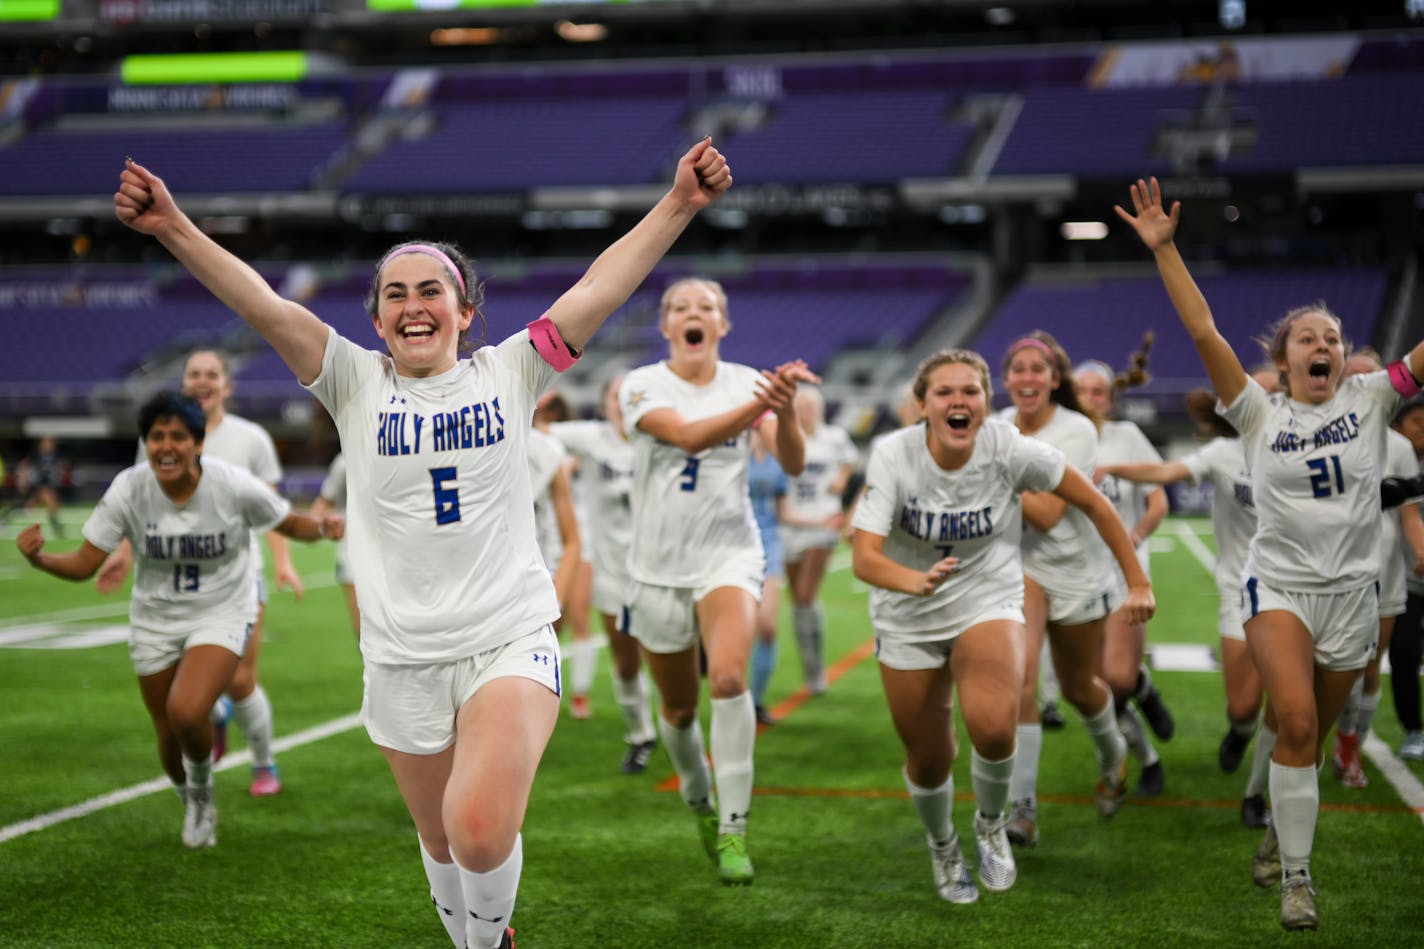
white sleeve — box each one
[236,468,292,533]
[850,440,899,538]
[620,367,673,436]
[1058,417,1098,474]
[251,425,283,486]
[304,327,374,425]
[81,470,134,553]
[1008,431,1067,494]
[1219,376,1268,440]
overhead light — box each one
[555,20,607,43]
[430,28,501,46]
[1060,221,1108,240]
[985,7,1015,26]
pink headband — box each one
[1007,337,1055,361]
[378,244,467,298]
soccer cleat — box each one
[807,671,828,697]
[1134,679,1175,742]
[1401,730,1424,761]
[181,785,218,849]
[754,704,777,727]
[1095,756,1129,818]
[696,805,719,861]
[1005,798,1038,848]
[1252,822,1281,888]
[716,833,754,885]
[498,925,516,948]
[250,765,282,797]
[1218,728,1251,773]
[569,694,591,720]
[1279,872,1319,931]
[1240,794,1269,829]
[1330,731,1354,778]
[1135,760,1165,798]
[1339,750,1368,789]
[1040,700,1066,730]
[973,812,1017,893]
[619,739,657,775]
[928,836,978,904]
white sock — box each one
[1118,702,1159,767]
[904,769,954,847]
[419,837,466,948]
[568,637,597,697]
[971,748,1015,819]
[1083,692,1127,771]
[1358,689,1381,740]
[1009,724,1042,803]
[232,685,275,769]
[1337,675,1364,734]
[657,714,712,809]
[1245,725,1276,797]
[1269,762,1318,875]
[455,834,521,949]
[612,670,655,744]
[710,692,756,835]
[182,752,213,792]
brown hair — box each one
[1002,330,1084,414]
[1185,387,1238,439]
[365,240,487,355]
[913,349,993,402]
[1253,301,1350,395]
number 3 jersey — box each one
[83,456,289,631]
[620,360,765,588]
[306,326,559,664]
[1222,369,1398,592]
[852,419,1065,636]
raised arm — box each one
[1115,177,1246,407]
[114,160,328,384]
[544,139,732,352]
[17,525,109,582]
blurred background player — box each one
[747,425,789,726]
[309,452,358,640]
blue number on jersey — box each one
[172,563,199,592]
[1306,455,1345,498]
[679,456,700,492]
[430,466,461,525]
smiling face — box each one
[1073,368,1114,425]
[144,415,202,489]
[1004,345,1059,421]
[181,351,232,420]
[1275,310,1344,403]
[660,279,728,372]
[373,253,472,378]
[916,354,991,460]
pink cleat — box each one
[249,765,282,797]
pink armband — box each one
[1389,359,1422,398]
[527,314,581,372]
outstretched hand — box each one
[114,158,182,236]
[1113,177,1180,251]
[672,137,733,211]
[755,359,821,413]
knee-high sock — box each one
[1245,725,1276,798]
[793,604,824,685]
[612,670,655,744]
[420,837,466,948]
[1269,763,1318,876]
[456,835,521,949]
[904,769,954,847]
[971,748,1015,820]
[750,639,778,707]
[182,752,213,793]
[1117,699,1159,767]
[232,685,275,769]
[1337,675,1365,734]
[1083,692,1127,771]
[1357,689,1381,740]
[1009,724,1042,803]
[710,692,756,835]
[657,715,712,810]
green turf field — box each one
[1,513,1420,947]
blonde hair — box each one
[913,349,993,402]
[659,277,729,326]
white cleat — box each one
[182,785,218,849]
[929,835,979,904]
[973,812,1018,893]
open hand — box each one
[1113,177,1180,251]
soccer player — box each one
[1390,400,1424,760]
[779,386,858,696]
[998,331,1132,848]
[15,392,340,850]
[548,375,659,771]
[114,138,731,949]
[528,425,586,716]
[1096,369,1283,829]
[1074,353,1173,797]
[619,276,815,886]
[851,349,1153,904]
[1117,175,1424,931]
[97,348,302,796]
[309,452,359,640]
[746,425,789,726]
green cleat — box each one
[696,806,719,861]
[716,832,755,885]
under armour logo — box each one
[388,395,408,405]
[729,811,748,823]
[431,895,454,917]
[470,911,506,923]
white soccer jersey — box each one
[1222,370,1399,591]
[1181,436,1257,594]
[528,428,569,571]
[853,419,1065,636]
[996,404,1110,590]
[136,412,282,570]
[1380,428,1417,607]
[1096,419,1162,579]
[621,360,765,587]
[83,457,289,631]
[786,424,858,523]
[318,452,351,582]
[550,419,634,582]
[306,326,559,664]
[1405,445,1424,596]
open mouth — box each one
[947,413,971,431]
[400,322,435,340]
[684,327,705,346]
[1308,358,1331,378]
